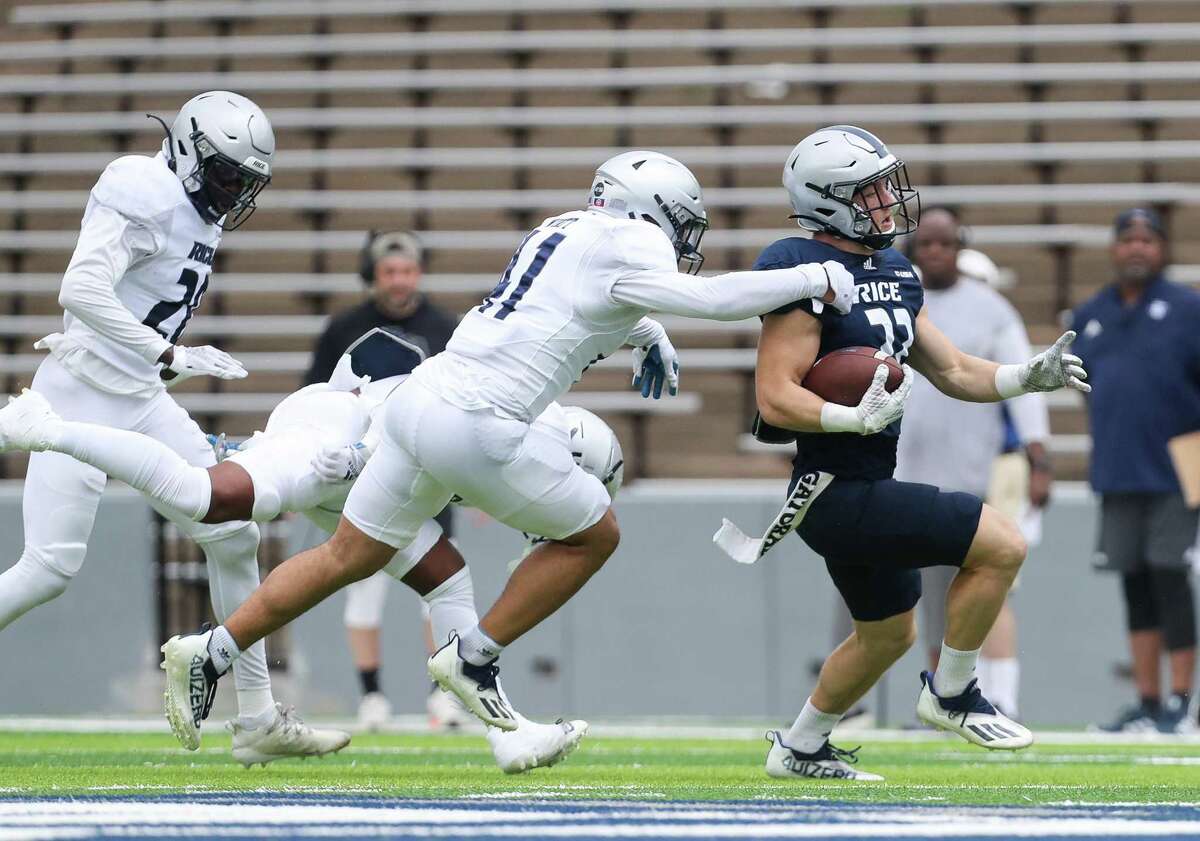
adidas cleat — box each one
[229,704,351,767]
[764,731,883,781]
[0,389,58,453]
[916,671,1033,750]
[487,716,589,774]
[427,633,517,731]
[160,630,221,751]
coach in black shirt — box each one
[305,230,457,729]
[305,230,456,385]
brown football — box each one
[802,347,904,407]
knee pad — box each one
[343,572,389,629]
[1122,568,1158,632]
[249,484,283,523]
[27,540,87,581]
[0,551,73,630]
[191,520,262,564]
[1150,568,1197,651]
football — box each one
[802,346,904,406]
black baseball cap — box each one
[1114,208,1167,240]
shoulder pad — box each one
[90,154,186,222]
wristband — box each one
[819,402,864,434]
[994,364,1025,399]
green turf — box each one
[1,731,1197,805]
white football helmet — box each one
[782,125,919,250]
[588,151,708,273]
[562,406,625,499]
[157,91,274,230]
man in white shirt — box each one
[160,150,858,748]
[895,208,1052,719]
[0,91,347,766]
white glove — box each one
[820,362,913,435]
[816,260,856,315]
[996,330,1090,397]
[161,345,247,382]
[632,334,680,399]
[311,443,369,483]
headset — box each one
[358,230,424,286]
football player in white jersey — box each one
[159,150,858,742]
[0,91,348,766]
[0,327,632,773]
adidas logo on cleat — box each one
[967,722,1021,742]
[480,696,514,723]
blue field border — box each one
[3,794,1200,840]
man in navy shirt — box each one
[749,126,1090,780]
[1071,208,1200,734]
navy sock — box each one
[360,668,380,695]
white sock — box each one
[459,623,504,666]
[422,567,479,649]
[784,697,843,754]
[51,422,211,520]
[193,523,275,718]
[207,625,240,675]
[933,641,981,697]
[978,655,1020,717]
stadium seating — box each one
[3,0,1197,483]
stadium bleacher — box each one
[3,0,1198,483]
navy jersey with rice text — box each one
[755,237,923,480]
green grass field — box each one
[1,730,1198,805]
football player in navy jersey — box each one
[751,126,1090,780]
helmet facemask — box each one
[656,195,708,275]
[799,159,920,250]
[186,130,271,231]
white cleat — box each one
[487,716,589,774]
[427,633,517,731]
[159,630,221,751]
[426,685,471,732]
[764,731,884,781]
[0,389,59,452]
[357,692,393,732]
[229,703,351,767]
[916,671,1033,750]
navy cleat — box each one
[916,671,1032,750]
[764,731,883,781]
[1090,703,1160,734]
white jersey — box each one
[412,209,828,422]
[416,210,668,421]
[39,152,222,395]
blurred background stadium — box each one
[0,0,1197,730]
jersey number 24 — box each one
[142,268,210,343]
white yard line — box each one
[2,717,1197,747]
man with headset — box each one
[304,231,458,730]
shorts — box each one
[795,475,983,622]
[1094,492,1198,573]
[344,379,610,549]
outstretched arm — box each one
[610,260,855,321]
[909,309,1089,401]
